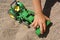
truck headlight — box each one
[14,6,20,12]
[9,14,15,19]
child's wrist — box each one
[35,11,43,16]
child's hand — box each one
[30,13,50,34]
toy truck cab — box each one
[9,1,25,19]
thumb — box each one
[45,16,50,21]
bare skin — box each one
[30,0,50,34]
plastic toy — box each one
[8,0,51,36]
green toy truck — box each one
[8,0,51,36]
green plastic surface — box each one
[35,20,51,36]
[9,1,51,36]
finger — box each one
[43,23,46,32]
[45,16,50,20]
[30,20,35,26]
[39,23,44,34]
[33,22,37,28]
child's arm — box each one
[31,0,50,34]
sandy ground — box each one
[0,0,60,40]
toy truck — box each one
[8,0,51,36]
